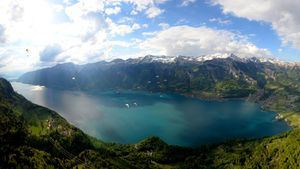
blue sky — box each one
[0,0,300,76]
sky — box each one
[0,0,300,77]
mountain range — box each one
[18,54,298,99]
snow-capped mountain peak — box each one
[138,55,177,63]
[132,53,282,65]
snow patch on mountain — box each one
[131,53,282,65]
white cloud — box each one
[130,10,138,15]
[142,24,149,28]
[211,0,300,49]
[209,17,231,25]
[0,0,172,75]
[140,25,270,57]
[105,6,121,15]
[181,0,196,7]
[0,47,38,74]
[158,22,170,29]
[56,30,109,63]
[145,6,164,18]
[106,0,167,17]
[176,18,189,25]
[124,0,167,11]
[106,18,141,36]
[65,0,104,21]
[110,40,132,48]
[0,0,58,44]
[0,0,67,74]
[132,23,141,30]
[117,17,134,24]
[0,0,111,72]
[65,0,168,19]
[111,25,134,36]
[40,44,62,62]
[0,25,6,43]
[142,31,158,36]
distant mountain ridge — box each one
[132,53,278,64]
[18,54,300,99]
[115,53,296,65]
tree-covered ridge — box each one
[0,78,97,168]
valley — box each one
[1,55,299,168]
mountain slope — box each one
[0,77,102,168]
[18,55,282,98]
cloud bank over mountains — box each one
[141,26,270,57]
[211,0,300,49]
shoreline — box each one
[13,81,294,129]
[182,92,295,129]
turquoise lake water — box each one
[12,82,290,147]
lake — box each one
[12,82,290,147]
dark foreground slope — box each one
[2,77,300,168]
